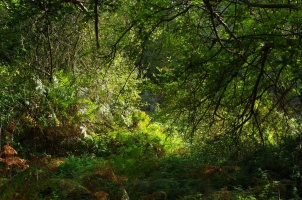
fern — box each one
[0,145,28,178]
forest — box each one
[0,0,302,199]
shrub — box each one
[108,111,183,178]
[56,155,105,179]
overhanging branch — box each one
[61,0,89,13]
[244,2,299,10]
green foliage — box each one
[56,155,105,179]
[76,133,110,156]
[0,169,91,200]
[1,0,302,199]
[0,64,35,147]
[109,110,183,177]
[130,0,302,147]
[0,135,302,199]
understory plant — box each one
[108,110,183,178]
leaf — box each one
[2,145,18,157]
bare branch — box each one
[61,0,89,13]
[203,0,237,54]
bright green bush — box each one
[108,110,183,177]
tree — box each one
[1,0,302,152]
[0,0,141,154]
[114,0,302,146]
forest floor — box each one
[0,141,301,200]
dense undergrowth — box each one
[1,0,302,199]
[1,120,302,200]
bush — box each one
[56,155,105,179]
[108,111,183,178]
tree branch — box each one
[245,2,299,10]
[94,0,100,49]
[203,0,237,54]
[61,0,89,13]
